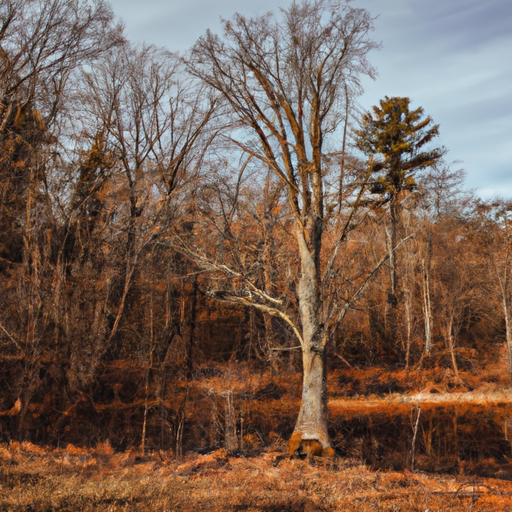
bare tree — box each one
[186,0,378,455]
[0,0,123,439]
[421,163,470,223]
[476,200,512,378]
[60,43,217,391]
[416,163,472,359]
[0,0,123,266]
[0,0,123,133]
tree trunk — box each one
[446,315,461,384]
[422,260,433,356]
[389,203,398,300]
[404,287,413,370]
[502,295,512,379]
[288,235,333,457]
[289,346,332,457]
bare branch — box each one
[324,233,415,345]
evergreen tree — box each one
[355,96,445,302]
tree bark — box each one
[289,345,331,456]
[289,233,333,457]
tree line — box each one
[1,0,511,454]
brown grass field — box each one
[3,364,512,510]
[2,442,512,511]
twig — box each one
[334,352,353,368]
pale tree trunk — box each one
[494,230,512,379]
[402,220,415,369]
[504,221,512,378]
[422,259,433,356]
[224,390,238,451]
[289,345,331,456]
[388,204,399,300]
[289,234,333,457]
[445,315,461,384]
[422,230,434,357]
[402,210,418,371]
[404,287,413,370]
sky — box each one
[108,0,512,199]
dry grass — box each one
[2,443,512,511]
[3,365,512,510]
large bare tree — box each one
[186,0,378,455]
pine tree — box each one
[355,96,445,302]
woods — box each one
[1,0,511,472]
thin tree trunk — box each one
[386,227,396,301]
[410,405,421,471]
[337,83,350,212]
[141,386,149,454]
[389,201,400,302]
[446,316,461,383]
[502,295,512,379]
[404,288,413,370]
[495,234,512,378]
[224,390,237,451]
[422,259,433,356]
[186,275,198,378]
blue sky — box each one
[108,0,512,199]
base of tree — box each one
[288,432,335,458]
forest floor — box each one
[3,360,512,510]
[2,442,512,511]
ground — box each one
[2,442,512,511]
[3,364,512,510]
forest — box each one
[1,0,512,509]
